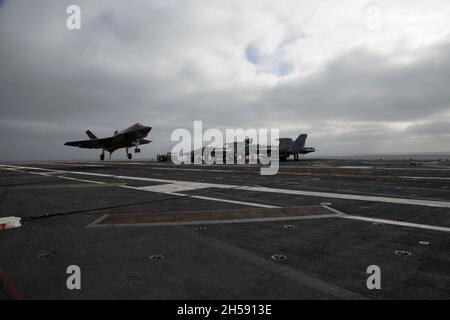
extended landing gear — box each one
[126,148,132,160]
[134,141,141,154]
[100,150,105,161]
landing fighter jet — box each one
[278,134,315,160]
[64,123,152,160]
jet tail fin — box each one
[294,134,307,149]
[85,130,97,140]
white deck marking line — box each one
[167,192,280,208]
[36,171,65,175]
[321,205,346,216]
[86,214,109,228]
[3,165,449,232]
[279,165,450,171]
[138,182,220,193]
[109,162,148,165]
[340,215,450,233]
[89,164,450,178]
[0,165,192,184]
[0,168,25,173]
[1,168,106,186]
[142,167,249,174]
[88,214,340,228]
[401,176,450,181]
[38,163,105,167]
[33,172,52,177]
[236,185,450,208]
[3,164,450,208]
[121,185,279,208]
[4,163,450,182]
[322,205,450,233]
[56,176,106,185]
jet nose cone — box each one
[144,126,152,134]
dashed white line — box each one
[3,164,450,209]
[3,164,450,233]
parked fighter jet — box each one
[278,134,315,160]
[185,138,253,164]
[64,123,152,160]
[183,135,315,163]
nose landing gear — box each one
[134,141,141,153]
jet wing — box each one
[139,139,152,145]
[64,137,113,149]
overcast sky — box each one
[1,0,450,161]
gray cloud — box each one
[1,0,450,161]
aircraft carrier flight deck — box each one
[0,159,449,299]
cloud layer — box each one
[1,0,450,160]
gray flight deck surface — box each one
[0,159,449,299]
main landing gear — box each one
[100,150,105,161]
[126,148,132,160]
